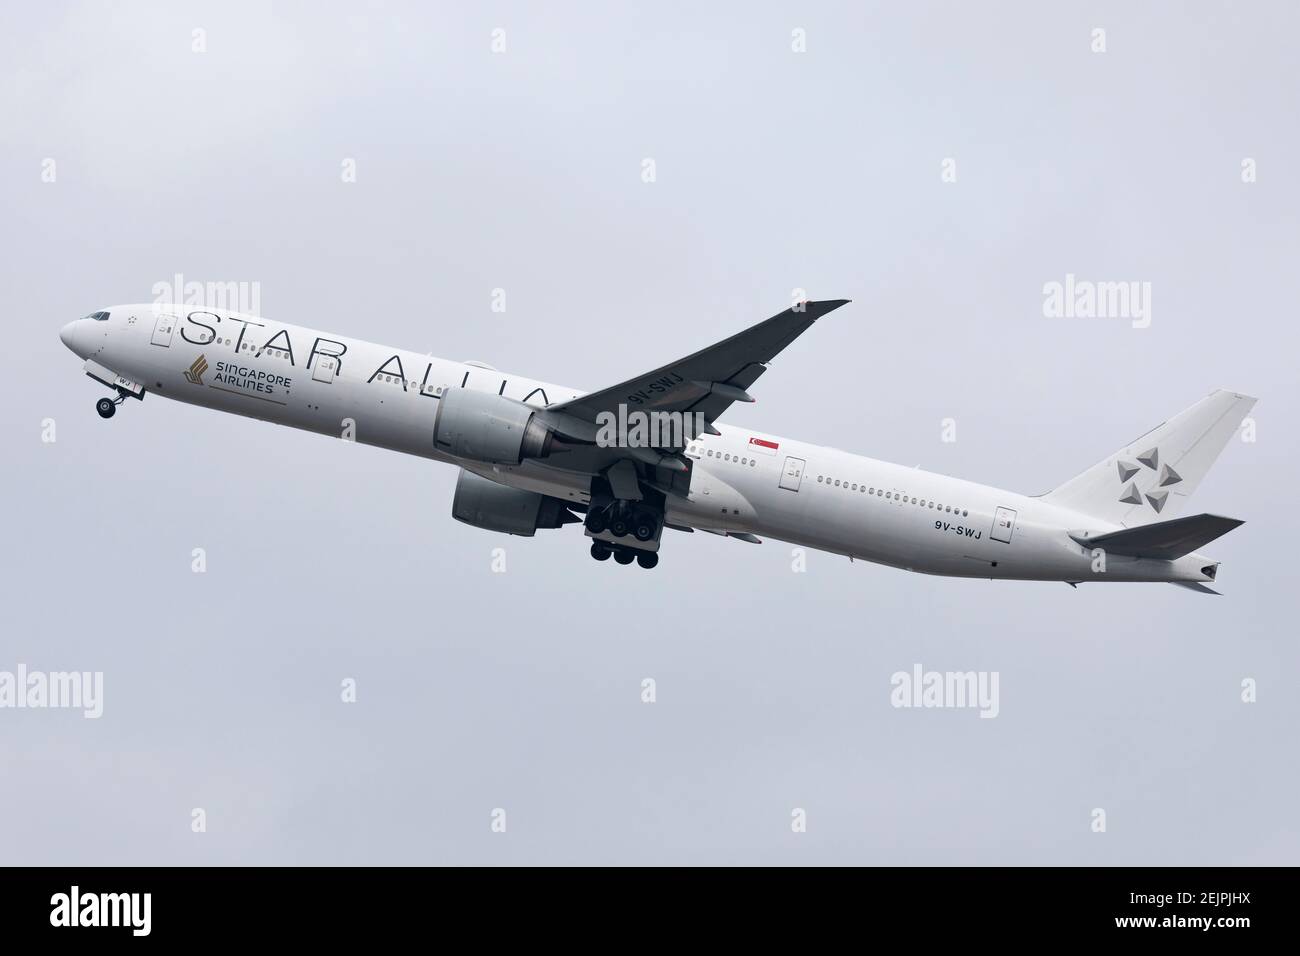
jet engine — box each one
[451,468,578,536]
[433,387,554,465]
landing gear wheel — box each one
[613,549,635,566]
[610,514,630,538]
[590,542,611,561]
[585,511,608,535]
[632,514,656,542]
[96,397,116,419]
[636,551,659,569]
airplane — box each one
[59,301,1254,589]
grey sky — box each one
[2,1,1297,864]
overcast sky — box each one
[2,1,1297,864]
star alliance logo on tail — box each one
[184,354,209,386]
[1117,445,1182,512]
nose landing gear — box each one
[95,387,135,419]
[96,396,123,419]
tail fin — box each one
[1043,389,1255,525]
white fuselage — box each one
[60,306,1217,585]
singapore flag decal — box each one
[749,437,779,456]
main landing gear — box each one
[589,541,659,569]
[96,393,128,419]
[585,497,663,569]
[584,501,658,542]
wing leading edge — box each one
[549,299,851,449]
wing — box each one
[549,299,850,453]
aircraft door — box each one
[779,456,805,491]
[312,355,338,384]
[150,312,178,347]
[991,506,1017,543]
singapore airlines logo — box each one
[1116,445,1182,513]
[184,354,209,386]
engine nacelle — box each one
[433,387,553,465]
[451,468,577,537]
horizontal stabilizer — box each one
[1170,581,1222,595]
[1071,513,1243,560]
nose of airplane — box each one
[61,318,106,359]
[59,320,79,352]
[61,311,114,358]
[59,320,85,357]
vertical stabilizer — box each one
[1043,389,1255,525]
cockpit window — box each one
[80,311,110,321]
